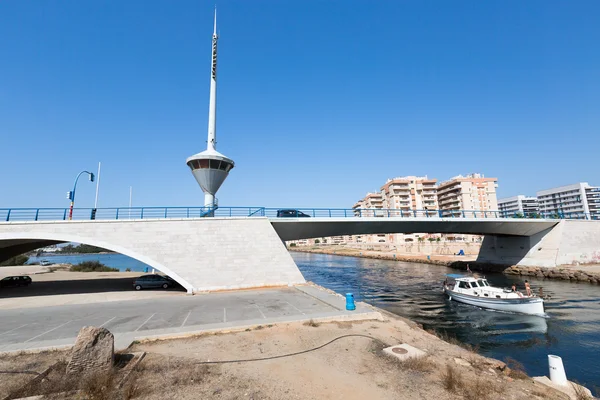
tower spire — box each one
[186,7,235,214]
[213,6,217,36]
[207,6,218,150]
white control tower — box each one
[186,9,234,213]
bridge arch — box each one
[0,232,194,293]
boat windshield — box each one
[477,279,488,287]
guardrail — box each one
[0,207,598,222]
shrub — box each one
[0,254,29,266]
[441,364,462,392]
[289,243,297,247]
[70,261,119,272]
[303,319,320,328]
[504,357,529,380]
[396,356,435,372]
[125,268,131,272]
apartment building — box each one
[537,183,600,219]
[377,176,438,243]
[498,195,539,216]
[438,173,499,217]
[352,192,384,217]
[380,176,438,216]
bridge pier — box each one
[477,220,600,267]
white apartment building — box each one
[537,183,600,219]
[438,173,499,218]
[498,195,539,216]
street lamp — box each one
[67,171,95,220]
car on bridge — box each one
[0,276,32,288]
[133,274,178,291]
[276,209,311,218]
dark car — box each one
[133,274,175,290]
[276,209,311,218]
[0,276,32,288]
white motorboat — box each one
[444,276,545,316]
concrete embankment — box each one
[291,246,600,284]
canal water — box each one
[29,252,600,389]
[291,252,600,391]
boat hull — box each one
[444,288,545,315]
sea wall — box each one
[291,246,600,284]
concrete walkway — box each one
[0,285,381,352]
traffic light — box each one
[89,173,95,182]
[66,191,73,200]
[90,208,97,220]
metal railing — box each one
[1,207,598,222]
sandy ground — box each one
[0,267,184,309]
[125,315,567,400]
[0,314,570,400]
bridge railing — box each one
[1,207,598,222]
[0,207,266,222]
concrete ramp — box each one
[0,218,306,293]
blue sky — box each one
[1,1,599,209]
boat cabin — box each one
[454,277,490,290]
[447,276,527,299]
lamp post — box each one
[67,170,95,220]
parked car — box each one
[0,276,32,288]
[276,209,311,218]
[39,260,52,266]
[133,274,175,290]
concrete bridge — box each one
[1,207,599,293]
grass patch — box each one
[463,377,503,400]
[441,364,462,393]
[303,319,320,328]
[70,261,119,272]
[396,356,435,372]
[440,364,503,400]
[504,357,529,380]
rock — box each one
[454,358,471,367]
[66,326,114,375]
[486,359,507,372]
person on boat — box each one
[466,264,472,273]
[525,280,532,296]
[511,284,517,292]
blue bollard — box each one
[346,293,356,311]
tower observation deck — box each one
[186,8,234,213]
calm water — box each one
[29,252,600,388]
[28,254,151,272]
[292,252,600,390]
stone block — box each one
[67,326,114,375]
